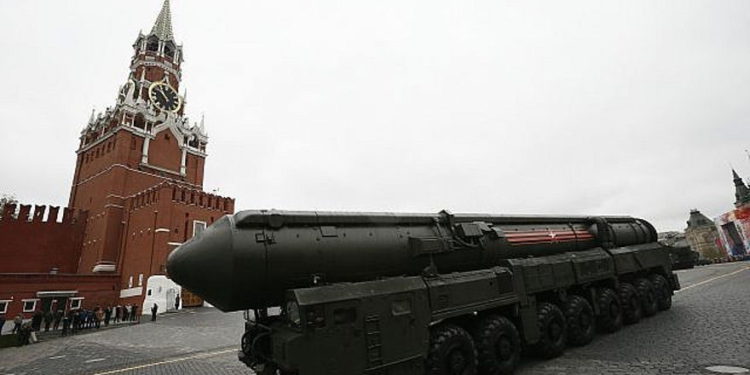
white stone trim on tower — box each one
[180,148,187,175]
[141,136,151,163]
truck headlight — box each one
[286,301,300,326]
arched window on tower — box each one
[133,114,146,130]
[164,42,175,58]
[132,82,140,100]
[147,36,159,52]
[188,136,199,148]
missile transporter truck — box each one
[167,210,680,375]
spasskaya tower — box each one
[0,0,232,317]
[67,0,232,282]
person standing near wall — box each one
[31,310,43,331]
[12,314,22,334]
[174,295,180,311]
[61,311,70,336]
[70,310,79,334]
[95,307,104,329]
[53,309,63,331]
[150,304,158,322]
[18,323,31,345]
[43,310,53,332]
[104,306,112,326]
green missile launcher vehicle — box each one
[167,209,680,375]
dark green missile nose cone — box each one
[167,215,236,312]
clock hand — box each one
[164,89,174,105]
[156,89,167,103]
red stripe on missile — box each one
[504,229,594,246]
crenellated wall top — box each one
[0,204,88,225]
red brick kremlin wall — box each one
[0,204,87,274]
[0,204,119,318]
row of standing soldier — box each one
[1,299,184,345]
[15,305,142,345]
[2,304,142,340]
[58,304,141,336]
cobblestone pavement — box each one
[517,262,750,375]
[0,262,748,375]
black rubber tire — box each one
[617,283,642,325]
[473,315,521,375]
[649,274,672,311]
[634,278,658,317]
[427,324,478,375]
[258,365,296,375]
[531,302,566,359]
[595,288,622,333]
[564,295,595,346]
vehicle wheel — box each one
[473,315,520,375]
[595,288,622,333]
[564,295,595,346]
[617,283,642,324]
[426,324,478,375]
[634,278,658,317]
[531,302,566,358]
[649,274,672,311]
[257,364,296,375]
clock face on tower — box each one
[148,82,182,112]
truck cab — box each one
[241,276,431,375]
[241,267,519,375]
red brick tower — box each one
[68,0,228,280]
[0,1,232,317]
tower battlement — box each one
[169,184,234,212]
[1,204,88,225]
[126,183,234,212]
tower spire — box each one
[732,168,750,208]
[199,113,206,134]
[150,0,175,41]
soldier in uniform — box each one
[61,311,70,336]
[150,303,158,321]
[104,306,112,326]
[12,314,22,334]
[31,310,43,331]
[70,310,79,334]
[43,310,53,332]
[53,309,63,331]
